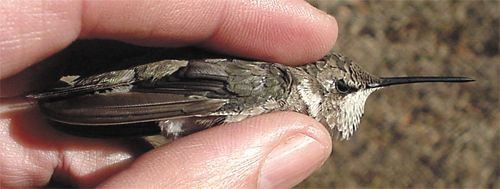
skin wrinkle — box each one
[54,144,68,182]
[203,2,272,59]
[0,126,56,187]
[273,0,333,62]
[48,127,77,183]
[144,2,174,43]
[256,134,327,188]
[197,1,230,47]
[0,2,22,72]
[0,119,11,186]
[57,150,79,184]
[199,148,259,188]
[202,0,336,64]
[77,0,91,38]
[125,1,164,42]
[233,113,330,187]
[78,0,98,38]
[25,151,51,186]
[221,123,283,186]
[252,114,331,188]
[80,0,227,45]
[0,0,81,78]
[210,127,264,187]
[58,149,135,187]
[183,1,227,45]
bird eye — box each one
[336,80,353,94]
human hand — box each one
[0,0,337,188]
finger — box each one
[0,0,338,79]
[99,112,332,189]
[81,0,338,65]
[0,107,151,188]
[0,1,82,79]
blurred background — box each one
[299,0,499,188]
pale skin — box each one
[0,0,338,188]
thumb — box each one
[99,112,332,188]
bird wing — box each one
[36,58,292,127]
[29,59,189,99]
[40,92,227,125]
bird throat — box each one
[332,88,379,139]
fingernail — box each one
[259,134,329,189]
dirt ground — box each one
[298,0,499,188]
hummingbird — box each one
[30,53,473,140]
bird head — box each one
[316,53,473,139]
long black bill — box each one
[368,76,474,88]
